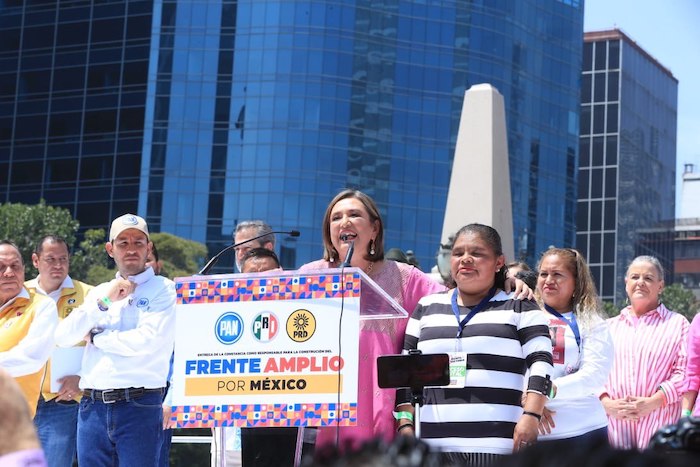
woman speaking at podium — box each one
[298,189,445,450]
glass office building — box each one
[578,30,677,304]
[0,0,152,225]
[1,0,583,272]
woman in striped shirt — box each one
[395,224,553,466]
[602,255,690,449]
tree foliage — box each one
[661,283,699,320]
[602,300,620,318]
[0,202,207,286]
[0,201,79,277]
[150,232,207,279]
[70,228,113,284]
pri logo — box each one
[286,309,316,343]
[215,312,244,345]
[252,312,279,342]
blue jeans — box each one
[77,390,163,467]
[34,397,78,467]
[159,428,173,467]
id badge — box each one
[447,352,467,387]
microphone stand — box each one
[199,230,299,275]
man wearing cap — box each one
[0,240,58,418]
[25,235,92,467]
[55,214,176,466]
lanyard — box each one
[544,304,581,349]
[451,287,497,338]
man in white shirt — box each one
[55,214,176,466]
[26,235,92,467]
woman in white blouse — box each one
[535,247,613,443]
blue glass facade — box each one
[1,0,583,273]
[578,30,677,304]
[0,0,152,229]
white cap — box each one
[109,214,149,241]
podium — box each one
[170,267,407,465]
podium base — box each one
[240,427,304,467]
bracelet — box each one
[682,409,692,417]
[393,411,414,422]
[397,423,414,433]
[522,411,542,421]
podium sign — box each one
[171,270,361,428]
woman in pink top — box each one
[681,313,700,417]
[298,189,445,451]
[602,255,689,449]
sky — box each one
[584,0,700,217]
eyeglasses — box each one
[41,256,69,265]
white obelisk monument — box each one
[441,84,515,260]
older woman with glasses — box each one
[535,248,613,444]
[602,255,689,449]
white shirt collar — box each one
[116,266,154,285]
[0,287,30,312]
[33,275,74,296]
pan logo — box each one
[286,309,316,343]
[252,312,279,342]
[215,312,244,345]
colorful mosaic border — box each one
[176,272,361,305]
[171,403,357,428]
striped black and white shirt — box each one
[397,289,553,455]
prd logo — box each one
[252,312,279,342]
[286,309,316,342]
[215,312,244,345]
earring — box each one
[369,239,375,256]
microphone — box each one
[339,234,355,268]
[198,230,300,275]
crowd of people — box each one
[0,189,699,466]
